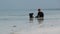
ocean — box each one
[0,9,60,34]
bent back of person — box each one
[38,12,44,17]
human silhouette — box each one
[29,13,34,23]
[35,8,44,19]
[29,13,34,18]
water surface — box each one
[0,10,60,34]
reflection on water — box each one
[37,18,44,24]
[29,17,44,25]
[37,18,44,28]
[29,18,34,23]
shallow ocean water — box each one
[0,10,60,34]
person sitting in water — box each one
[35,8,44,18]
[29,13,34,18]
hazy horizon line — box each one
[0,8,60,11]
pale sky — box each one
[0,0,60,9]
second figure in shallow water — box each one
[35,8,44,19]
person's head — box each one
[38,8,41,12]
